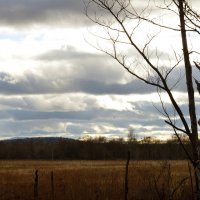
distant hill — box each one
[2,137,75,144]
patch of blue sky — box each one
[0,32,25,41]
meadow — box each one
[0,160,194,200]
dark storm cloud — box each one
[0,0,89,27]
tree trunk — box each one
[178,0,200,198]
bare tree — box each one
[127,127,136,143]
[85,0,200,198]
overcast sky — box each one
[0,0,199,140]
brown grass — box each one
[0,160,194,200]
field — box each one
[0,160,194,200]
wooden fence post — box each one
[51,171,55,200]
[125,150,130,200]
[34,170,39,200]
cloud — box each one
[2,46,190,96]
[0,105,165,139]
[6,109,96,121]
[0,0,197,142]
[35,47,194,94]
[0,94,99,113]
[0,0,89,27]
[0,58,192,96]
[36,48,130,84]
[0,103,163,128]
[0,93,188,140]
[36,46,90,61]
[0,119,68,138]
[0,70,157,95]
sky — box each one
[0,0,199,140]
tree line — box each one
[0,136,191,160]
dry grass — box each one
[0,160,194,200]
